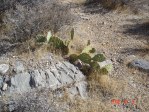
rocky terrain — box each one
[0,0,149,112]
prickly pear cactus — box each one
[78,53,91,64]
[35,30,110,75]
[71,28,74,40]
[49,36,64,48]
[36,35,46,43]
[69,54,78,63]
[90,61,100,69]
[49,36,69,54]
[82,46,96,54]
[92,54,106,62]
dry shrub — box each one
[0,0,75,56]
[88,71,126,97]
[3,0,74,42]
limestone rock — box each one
[10,72,31,93]
[0,76,3,88]
[62,61,86,81]
[67,87,79,98]
[0,64,9,74]
[45,69,61,89]
[2,82,7,91]
[30,70,46,88]
[14,61,25,73]
[58,70,74,85]
[75,81,88,99]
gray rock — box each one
[63,61,79,73]
[30,70,46,88]
[46,69,61,89]
[14,61,25,73]
[0,64,9,74]
[8,101,16,112]
[10,72,31,93]
[129,59,149,72]
[75,81,88,99]
[62,61,86,81]
[58,70,74,85]
[0,76,3,88]
[67,87,78,98]
[2,82,8,91]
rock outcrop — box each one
[0,54,88,111]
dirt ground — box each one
[57,0,149,111]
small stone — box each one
[14,61,25,73]
[0,64,9,74]
[2,83,7,91]
[129,59,149,73]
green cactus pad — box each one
[71,28,74,40]
[78,53,91,64]
[36,35,46,43]
[92,54,106,62]
[103,64,113,73]
[90,61,100,69]
[82,46,96,54]
[49,36,69,55]
[69,54,78,63]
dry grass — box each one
[0,0,75,56]
[53,72,127,112]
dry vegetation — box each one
[52,73,127,112]
[0,0,149,112]
[0,0,74,56]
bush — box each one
[0,0,74,43]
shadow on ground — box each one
[121,19,149,55]
[123,20,149,38]
[121,48,149,56]
[82,0,130,14]
[82,1,110,14]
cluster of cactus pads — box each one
[36,29,112,75]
